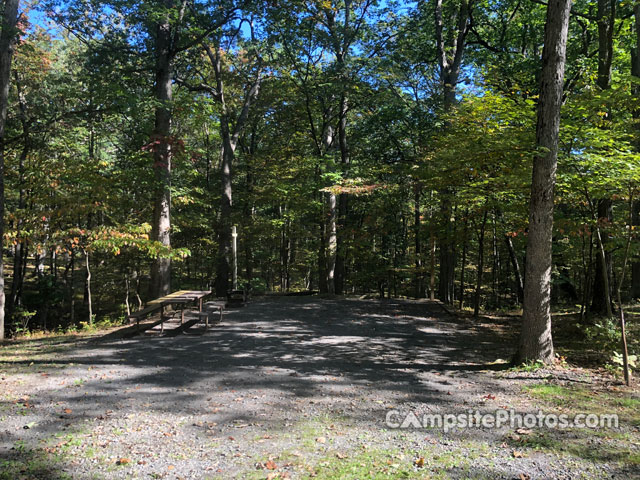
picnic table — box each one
[150,290,211,312]
[128,290,211,332]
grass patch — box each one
[518,382,640,467]
[0,447,73,480]
[0,335,82,375]
[299,445,492,480]
[523,383,640,425]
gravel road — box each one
[0,297,637,479]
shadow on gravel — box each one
[2,298,517,431]
[2,297,636,479]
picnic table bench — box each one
[226,289,247,308]
[196,301,225,327]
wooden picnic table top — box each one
[148,290,212,306]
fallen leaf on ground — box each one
[415,457,425,467]
[512,450,526,458]
[266,460,277,470]
[116,458,130,465]
[315,437,326,444]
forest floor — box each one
[0,297,638,480]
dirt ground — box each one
[1,297,638,479]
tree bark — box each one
[438,195,455,303]
[206,44,262,297]
[589,0,616,313]
[631,3,640,299]
[434,0,471,304]
[334,93,349,295]
[429,219,436,301]
[84,250,93,325]
[0,0,20,339]
[414,184,425,297]
[591,199,613,315]
[504,234,525,304]
[515,0,571,364]
[327,192,337,294]
[459,211,468,309]
[473,209,488,317]
[632,201,640,299]
[8,70,28,318]
[596,0,615,91]
[149,6,174,299]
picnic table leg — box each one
[198,298,203,312]
[180,306,184,326]
[160,305,165,334]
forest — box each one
[0,0,638,368]
[2,1,640,478]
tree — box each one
[0,0,21,339]
[434,0,473,304]
[52,0,238,298]
[515,0,572,364]
[203,41,264,297]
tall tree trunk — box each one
[280,206,289,291]
[515,0,571,364]
[434,0,471,304]
[615,190,634,386]
[318,217,328,293]
[84,250,93,325]
[243,155,255,289]
[631,3,640,299]
[504,234,525,304]
[327,192,337,294]
[0,0,20,339]
[459,211,468,309]
[414,184,425,297]
[473,209,488,317]
[438,195,455,303]
[589,0,616,314]
[429,219,436,301]
[206,44,262,297]
[215,125,233,296]
[334,93,349,295]
[7,69,28,319]
[491,212,499,307]
[632,201,640,299]
[591,199,613,315]
[149,9,174,298]
[596,0,615,91]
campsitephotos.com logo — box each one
[385,409,619,433]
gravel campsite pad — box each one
[1,297,639,479]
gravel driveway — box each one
[0,297,637,479]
